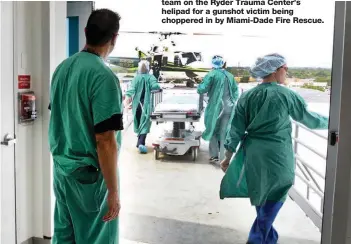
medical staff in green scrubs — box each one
[197,55,239,163]
[49,9,123,244]
[125,60,160,154]
[219,53,329,244]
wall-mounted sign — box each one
[18,75,31,89]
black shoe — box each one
[210,157,219,163]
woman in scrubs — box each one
[219,53,329,244]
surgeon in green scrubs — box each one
[48,9,122,244]
[219,53,329,244]
[125,60,160,154]
[197,55,239,163]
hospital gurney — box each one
[150,88,204,161]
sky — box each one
[95,0,335,68]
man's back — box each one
[49,51,123,176]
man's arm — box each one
[96,130,118,195]
[94,114,123,195]
[91,73,123,221]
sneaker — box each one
[138,145,148,154]
[210,157,219,163]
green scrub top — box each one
[49,51,123,176]
[197,69,239,141]
[220,82,329,206]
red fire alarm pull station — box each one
[18,75,31,89]
[18,91,37,124]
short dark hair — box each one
[85,9,121,46]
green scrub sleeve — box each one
[125,77,137,98]
[197,73,213,94]
[231,77,240,101]
[289,91,329,130]
[224,98,246,152]
[91,75,122,126]
[150,75,161,90]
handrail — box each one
[295,172,324,198]
[292,137,326,159]
[292,121,328,140]
[289,120,328,231]
[295,154,325,179]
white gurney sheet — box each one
[154,95,199,113]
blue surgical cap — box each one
[250,53,286,78]
[138,60,150,74]
[212,55,224,69]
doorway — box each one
[67,16,79,57]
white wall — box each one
[67,1,93,51]
[14,2,67,242]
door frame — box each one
[0,1,17,243]
[321,2,351,244]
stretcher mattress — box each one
[154,95,199,113]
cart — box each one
[150,88,204,161]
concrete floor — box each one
[118,123,321,244]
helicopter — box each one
[106,31,218,86]
[106,31,265,87]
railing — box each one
[122,80,133,130]
[289,121,328,231]
[151,89,163,113]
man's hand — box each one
[103,191,121,222]
[220,158,230,173]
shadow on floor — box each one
[120,212,320,244]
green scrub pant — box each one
[209,112,231,161]
[52,165,119,244]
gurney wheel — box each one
[154,148,160,160]
[192,147,198,162]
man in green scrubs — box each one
[48,9,123,244]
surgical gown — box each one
[49,51,123,244]
[125,74,160,135]
[197,69,239,141]
[220,82,328,206]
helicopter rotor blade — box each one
[119,31,148,34]
[241,34,267,38]
[119,31,221,36]
[119,30,267,38]
[192,32,222,35]
[119,31,184,35]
